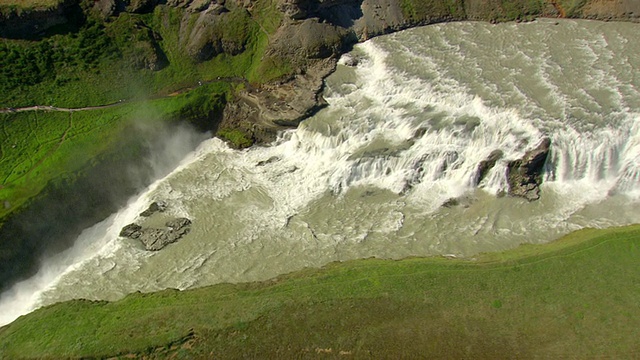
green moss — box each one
[217,128,254,148]
[0,109,130,219]
[498,0,545,21]
[557,0,589,17]
[400,0,466,21]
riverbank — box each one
[1,224,638,358]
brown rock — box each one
[506,138,551,201]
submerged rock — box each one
[166,217,192,231]
[119,217,192,251]
[119,223,142,239]
[476,149,503,185]
[441,196,475,208]
[506,138,551,201]
[256,156,280,166]
[139,201,168,217]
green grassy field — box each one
[399,0,590,22]
[0,82,228,221]
[0,225,638,358]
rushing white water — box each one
[2,19,640,326]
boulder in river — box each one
[166,217,192,231]
[119,217,192,251]
[139,201,168,217]
[441,195,475,208]
[475,149,503,185]
[506,138,551,201]
[119,223,142,239]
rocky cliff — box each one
[3,0,638,139]
[210,0,640,143]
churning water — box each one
[2,19,640,326]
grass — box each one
[0,224,639,358]
[400,0,466,21]
[557,0,590,17]
[0,0,61,9]
[0,82,227,221]
[399,0,564,23]
[217,128,254,148]
[0,109,131,219]
[0,1,286,222]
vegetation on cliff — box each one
[1,225,639,358]
[0,0,285,220]
[0,0,64,11]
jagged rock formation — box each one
[506,138,551,201]
[127,0,160,13]
[120,217,192,251]
[475,149,504,185]
[139,201,168,217]
[179,3,249,62]
[128,21,169,71]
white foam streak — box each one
[246,37,639,213]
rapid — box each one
[2,19,639,326]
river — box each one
[1,18,639,326]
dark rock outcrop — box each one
[166,217,192,231]
[120,217,192,251]
[0,0,81,39]
[279,0,364,27]
[92,0,118,19]
[180,7,248,62]
[506,138,551,201]
[475,149,503,185]
[127,0,160,13]
[220,57,337,142]
[139,201,168,217]
[442,195,475,208]
[120,223,143,238]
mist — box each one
[0,116,208,326]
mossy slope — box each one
[1,225,639,358]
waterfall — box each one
[2,19,639,327]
